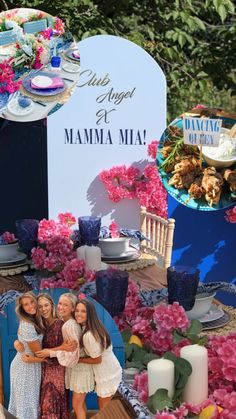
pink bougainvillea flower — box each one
[53,17,65,35]
[148,140,159,159]
[0,58,22,94]
[109,221,119,238]
[40,28,53,40]
[194,104,207,109]
[58,212,77,226]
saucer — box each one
[62,62,80,73]
[0,252,27,266]
[202,310,230,330]
[101,250,140,263]
[7,98,34,116]
[198,304,224,323]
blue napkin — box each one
[118,382,150,418]
[99,226,148,241]
[140,282,236,307]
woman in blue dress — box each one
[8,291,45,419]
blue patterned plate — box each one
[202,310,230,330]
[22,70,66,97]
[0,91,9,110]
[156,116,236,211]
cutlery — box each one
[62,77,74,82]
[31,100,47,107]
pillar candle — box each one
[180,344,208,405]
[147,358,175,398]
[76,245,88,261]
[85,246,101,271]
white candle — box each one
[147,358,175,398]
[85,246,101,271]
[76,245,88,261]
[180,344,208,405]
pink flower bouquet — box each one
[31,213,95,290]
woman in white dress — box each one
[75,298,122,410]
[36,293,94,419]
[8,291,45,419]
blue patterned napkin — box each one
[118,382,150,418]
[99,226,148,241]
[140,282,236,307]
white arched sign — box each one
[47,35,166,227]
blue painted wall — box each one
[168,195,236,308]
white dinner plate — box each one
[31,75,53,88]
[62,62,80,73]
[7,98,34,116]
[198,304,224,323]
[0,252,27,266]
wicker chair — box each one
[140,207,175,269]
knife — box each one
[32,100,47,107]
[62,77,74,82]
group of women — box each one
[8,291,122,419]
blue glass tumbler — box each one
[96,269,129,316]
[51,55,61,69]
[167,265,200,310]
[15,219,39,258]
[78,216,101,246]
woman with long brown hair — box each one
[8,291,45,419]
[37,293,70,418]
[36,293,95,419]
[15,293,71,418]
[74,299,122,411]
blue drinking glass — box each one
[15,219,39,258]
[51,55,61,68]
[96,269,129,316]
[78,216,101,246]
[167,265,200,310]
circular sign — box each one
[156,108,236,211]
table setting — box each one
[113,268,236,418]
[0,213,236,418]
[0,230,29,276]
[0,8,80,122]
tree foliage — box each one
[2,0,236,121]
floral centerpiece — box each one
[31,213,95,290]
[116,281,236,418]
[99,140,168,219]
[0,9,67,85]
